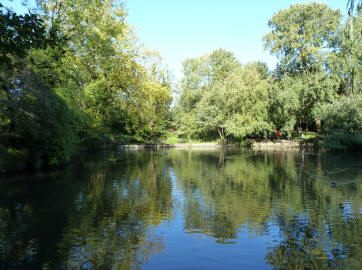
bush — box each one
[0,68,78,168]
[317,95,362,150]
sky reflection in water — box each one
[0,149,361,269]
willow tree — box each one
[176,49,242,141]
[197,63,271,142]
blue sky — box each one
[125,0,346,79]
[4,0,347,79]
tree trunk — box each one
[217,127,225,145]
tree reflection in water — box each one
[169,149,362,269]
[0,149,361,269]
[0,151,173,269]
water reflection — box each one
[0,149,361,269]
[0,151,173,269]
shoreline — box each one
[116,143,226,150]
[116,139,315,150]
[251,139,315,150]
[1,140,358,176]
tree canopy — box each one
[1,1,362,172]
[263,3,342,75]
[1,0,172,170]
[173,2,361,149]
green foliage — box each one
[1,0,361,172]
[222,64,272,138]
[0,4,76,169]
[0,4,46,69]
[38,0,172,143]
[165,133,178,144]
[268,76,300,130]
[209,48,241,81]
[176,49,271,142]
[0,0,172,171]
[0,64,78,167]
[340,10,362,95]
[196,64,271,140]
[262,2,360,144]
[173,2,360,150]
[269,71,340,130]
[174,109,197,141]
[316,94,362,149]
[263,2,342,75]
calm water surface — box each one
[0,148,361,269]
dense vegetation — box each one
[174,2,361,149]
[0,1,361,171]
[1,0,172,170]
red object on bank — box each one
[276,130,281,137]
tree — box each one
[263,3,342,76]
[177,49,242,142]
[0,3,76,168]
[0,62,77,167]
[35,0,172,143]
[177,50,273,143]
[344,0,362,94]
[347,0,361,14]
[0,4,46,70]
[209,48,241,81]
[314,94,362,149]
[1,0,173,171]
[211,64,271,140]
[268,76,301,131]
[263,3,345,131]
[269,71,340,131]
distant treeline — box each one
[173,2,361,149]
[1,0,172,170]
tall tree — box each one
[345,0,362,94]
[263,3,342,76]
[1,0,173,170]
[35,0,172,142]
[176,49,241,141]
[199,64,271,141]
[177,49,271,142]
[263,3,344,130]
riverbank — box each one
[0,139,321,175]
[116,140,315,150]
[251,139,315,150]
[116,142,240,150]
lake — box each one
[0,148,361,269]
